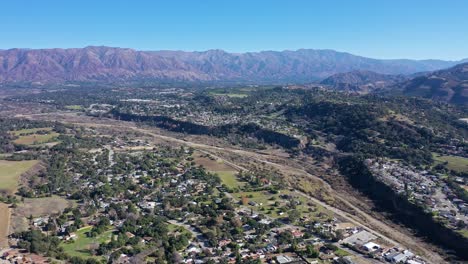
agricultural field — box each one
[61,226,114,259]
[193,152,242,188]
[433,153,468,173]
[13,132,59,146]
[0,160,38,194]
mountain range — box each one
[399,62,468,104]
[0,46,465,84]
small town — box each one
[0,122,429,264]
[366,159,467,231]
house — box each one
[276,255,294,264]
[219,239,231,247]
[362,242,380,252]
[125,232,135,238]
[259,219,271,225]
[187,246,202,254]
[406,260,424,264]
[291,229,304,238]
[388,250,413,263]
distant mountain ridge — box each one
[0,46,465,84]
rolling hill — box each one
[320,70,407,93]
[399,62,468,104]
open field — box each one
[433,153,468,173]
[0,160,38,248]
[210,92,248,98]
[65,105,84,110]
[216,171,243,188]
[235,190,334,220]
[13,132,59,145]
[61,226,113,259]
[0,160,38,194]
[193,152,236,171]
[11,196,74,233]
[193,152,242,188]
[10,127,53,136]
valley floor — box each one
[16,110,448,263]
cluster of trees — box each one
[0,118,54,153]
[286,98,459,165]
[113,110,300,149]
[13,230,64,259]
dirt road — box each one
[0,203,10,248]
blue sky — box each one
[1,0,467,60]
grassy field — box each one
[11,196,75,233]
[65,105,84,110]
[0,160,38,247]
[0,160,38,193]
[216,171,243,188]
[208,88,250,98]
[459,229,468,238]
[13,132,59,145]
[236,190,333,220]
[334,248,351,257]
[193,153,234,171]
[433,153,468,173]
[193,152,242,188]
[168,224,192,238]
[61,226,113,259]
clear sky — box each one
[2,0,467,60]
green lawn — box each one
[216,171,243,189]
[236,190,286,218]
[236,190,334,220]
[334,248,350,257]
[11,127,52,136]
[0,160,38,193]
[433,153,468,173]
[459,228,468,238]
[65,105,84,110]
[168,224,192,238]
[61,226,114,259]
[13,132,59,145]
